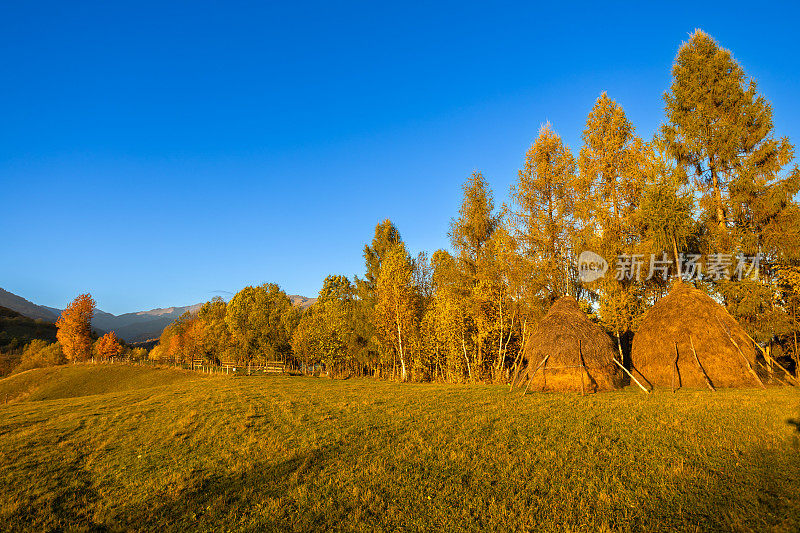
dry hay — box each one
[515,296,622,393]
[631,282,760,389]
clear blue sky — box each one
[2,1,799,314]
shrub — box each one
[14,340,66,373]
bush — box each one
[129,347,148,362]
[14,340,66,373]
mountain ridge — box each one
[0,289,315,343]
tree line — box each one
[150,30,800,381]
[2,293,146,375]
[9,30,800,380]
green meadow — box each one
[1,364,799,532]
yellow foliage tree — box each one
[511,123,578,300]
[94,331,122,361]
[576,94,649,356]
[375,243,418,381]
[55,293,95,362]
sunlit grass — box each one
[1,365,799,531]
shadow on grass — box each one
[116,439,359,531]
[7,450,109,532]
[107,434,800,532]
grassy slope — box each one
[0,364,206,403]
[0,367,799,532]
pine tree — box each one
[636,143,695,274]
[362,219,403,296]
[663,29,796,250]
[355,220,404,374]
[576,94,648,356]
[577,93,641,241]
[664,29,800,350]
[511,123,578,301]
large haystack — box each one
[631,282,760,389]
[515,296,622,393]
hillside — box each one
[91,304,206,343]
[0,306,57,346]
[0,306,58,375]
[0,289,59,322]
[0,366,799,531]
[289,294,316,309]
[0,364,208,403]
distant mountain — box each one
[0,288,316,344]
[92,303,205,343]
[0,289,59,322]
[289,295,316,309]
[0,288,203,343]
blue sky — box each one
[2,1,799,314]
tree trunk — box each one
[396,318,406,382]
[711,166,726,230]
[496,293,504,376]
[672,235,682,280]
[509,319,528,389]
[794,331,799,379]
[499,308,516,374]
[461,335,472,381]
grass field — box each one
[1,365,799,532]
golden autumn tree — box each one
[576,94,648,356]
[482,223,527,379]
[355,219,405,372]
[374,242,419,381]
[448,170,502,380]
[196,297,234,363]
[577,93,644,250]
[56,293,95,362]
[428,248,477,382]
[94,331,122,361]
[291,275,362,377]
[511,123,578,301]
[225,283,299,364]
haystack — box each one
[631,282,761,390]
[514,296,622,393]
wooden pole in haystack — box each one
[744,331,800,385]
[689,335,716,392]
[522,354,550,395]
[612,358,649,393]
[509,346,525,391]
[742,329,799,386]
[673,342,679,393]
[715,317,765,389]
[795,332,799,380]
[578,340,586,396]
[522,375,532,395]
